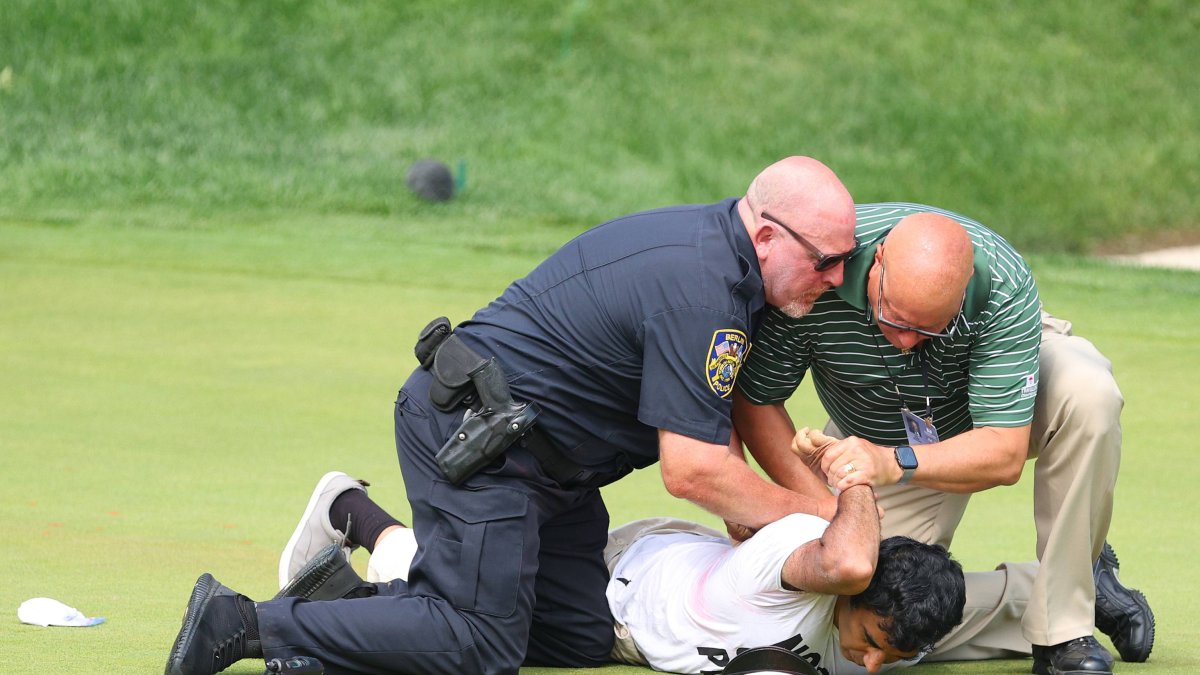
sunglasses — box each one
[870,258,964,339]
[760,211,859,272]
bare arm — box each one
[814,424,1030,493]
[658,429,827,530]
[732,391,837,521]
[780,484,880,595]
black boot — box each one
[1093,541,1155,662]
[274,542,378,601]
[164,574,262,675]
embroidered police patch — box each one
[706,329,749,398]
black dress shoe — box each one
[165,574,261,675]
[1094,541,1155,662]
[1031,636,1113,674]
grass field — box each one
[3,1,1199,672]
[2,1,1199,252]
[2,218,1198,673]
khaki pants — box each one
[826,311,1122,657]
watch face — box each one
[896,445,918,469]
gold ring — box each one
[843,462,856,474]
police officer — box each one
[164,156,859,675]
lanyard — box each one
[871,333,934,421]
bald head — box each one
[879,213,974,322]
[745,156,855,224]
[737,156,857,317]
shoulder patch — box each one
[706,329,750,398]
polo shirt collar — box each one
[833,237,883,311]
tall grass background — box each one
[2,1,1198,250]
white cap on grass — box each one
[18,597,105,627]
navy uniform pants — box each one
[256,368,616,674]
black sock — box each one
[328,489,406,553]
[236,595,263,658]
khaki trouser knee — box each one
[1024,311,1122,645]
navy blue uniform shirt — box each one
[456,198,764,475]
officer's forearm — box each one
[659,429,829,529]
[732,394,834,504]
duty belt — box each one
[414,317,593,487]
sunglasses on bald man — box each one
[761,211,859,271]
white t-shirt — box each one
[606,513,914,675]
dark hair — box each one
[849,536,966,654]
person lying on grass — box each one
[273,463,965,674]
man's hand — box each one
[792,428,887,518]
[790,427,837,483]
[813,436,899,492]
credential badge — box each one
[706,329,750,398]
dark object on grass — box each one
[406,159,455,202]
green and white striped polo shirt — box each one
[737,203,1042,446]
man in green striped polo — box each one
[733,203,1154,675]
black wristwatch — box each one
[894,445,918,485]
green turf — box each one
[2,1,1198,252]
[2,218,1198,673]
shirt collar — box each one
[727,199,765,315]
[833,236,883,311]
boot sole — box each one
[1095,543,1154,663]
[1101,588,1154,662]
[1033,662,1114,675]
[274,542,364,601]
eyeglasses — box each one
[760,211,859,272]
[870,258,964,339]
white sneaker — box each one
[278,471,368,589]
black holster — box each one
[414,317,540,484]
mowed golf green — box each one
[1,218,1198,673]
